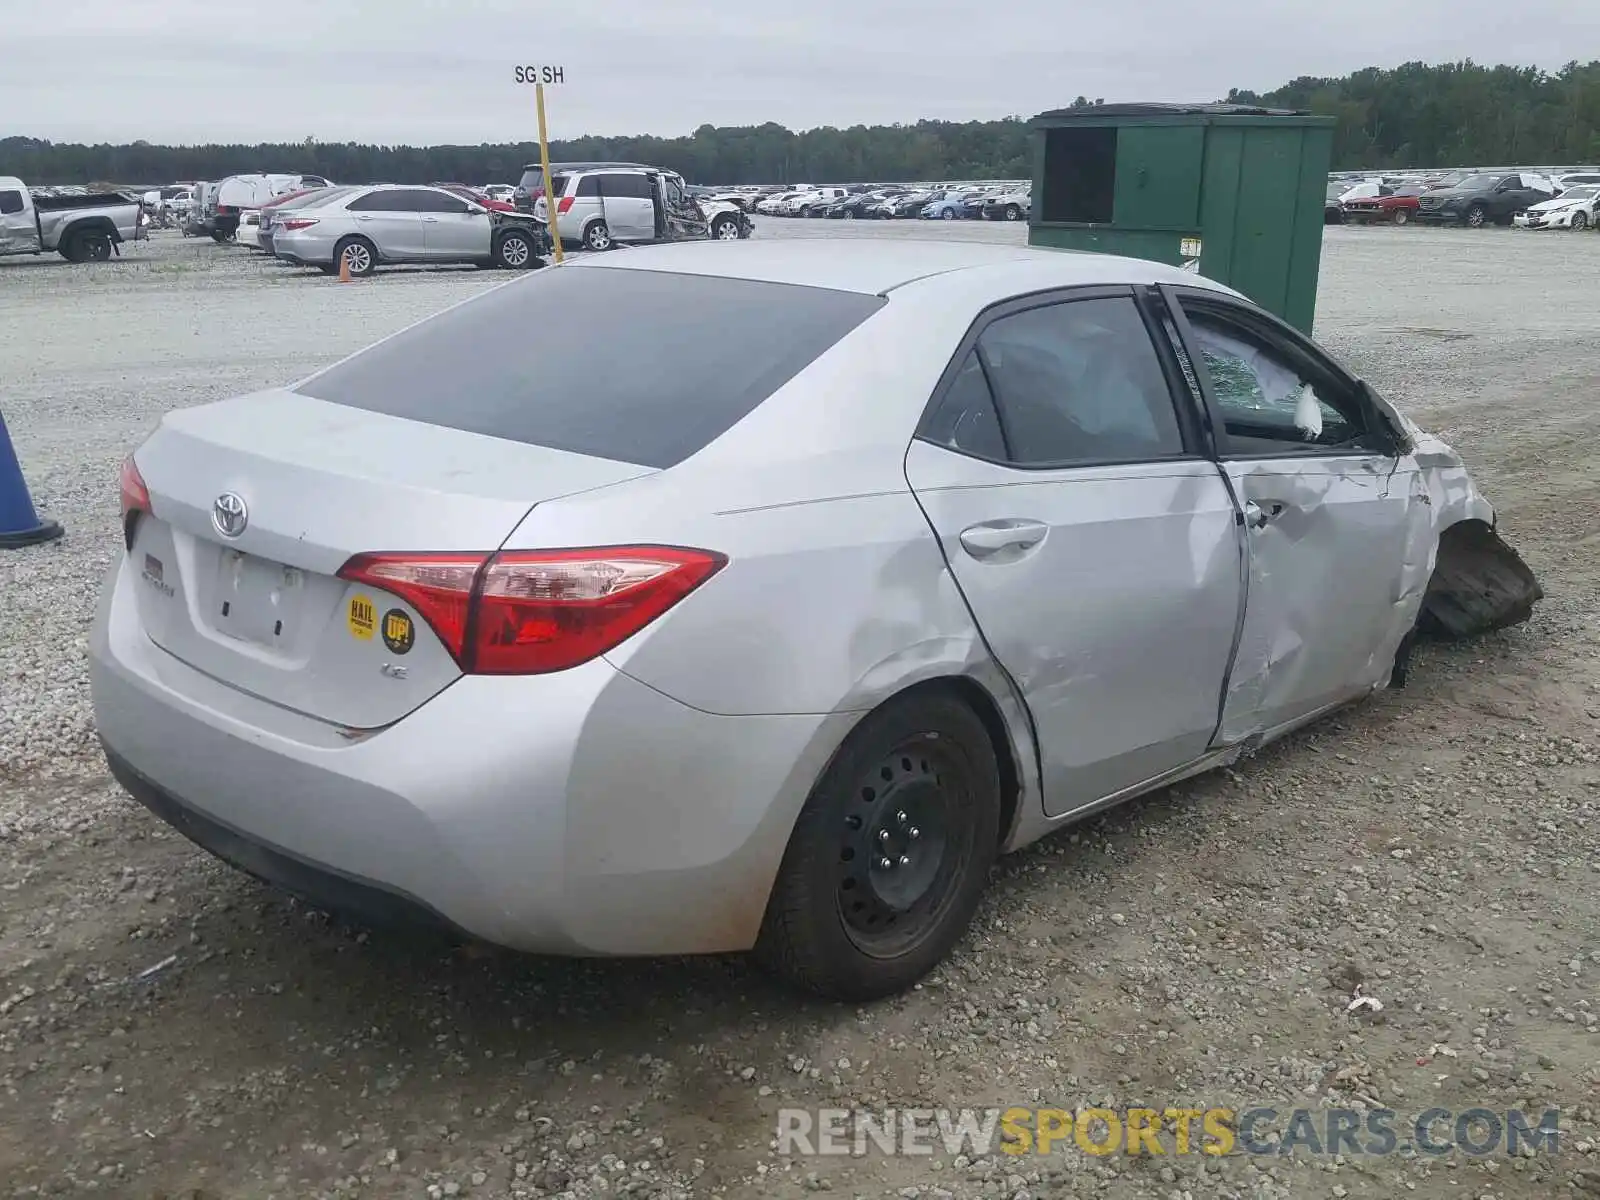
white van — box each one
[215,174,332,244]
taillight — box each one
[279,217,319,231]
[215,204,233,215]
[337,545,724,675]
[118,455,151,550]
[556,196,574,214]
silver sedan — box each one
[271,183,545,274]
[90,241,1539,1000]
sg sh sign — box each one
[514,65,565,85]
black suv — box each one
[1416,173,1556,227]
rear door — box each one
[1164,287,1421,744]
[904,289,1243,817]
[417,188,490,259]
[598,171,655,241]
[346,189,427,258]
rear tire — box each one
[333,236,376,277]
[582,221,612,251]
[754,690,1001,1001]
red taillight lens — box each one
[279,217,319,231]
[336,553,486,661]
[556,196,574,215]
[215,204,233,215]
[474,547,725,674]
[118,455,151,550]
[337,546,724,675]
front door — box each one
[597,172,655,242]
[0,187,33,254]
[1166,289,1423,744]
[417,189,490,260]
[905,291,1244,817]
[659,174,706,240]
[346,189,428,259]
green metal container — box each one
[1027,103,1336,333]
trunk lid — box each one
[128,389,652,729]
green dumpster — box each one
[1027,103,1336,333]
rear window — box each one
[295,266,885,469]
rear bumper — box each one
[105,747,467,937]
[89,552,847,956]
[270,229,335,265]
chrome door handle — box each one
[958,520,1048,559]
[1243,501,1284,530]
[420,216,439,222]
[353,214,373,221]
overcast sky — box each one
[3,1,1596,145]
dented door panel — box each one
[1216,453,1426,744]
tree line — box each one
[5,60,1599,188]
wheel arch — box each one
[820,668,1037,859]
[60,216,121,245]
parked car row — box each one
[730,182,1032,222]
[1326,170,1600,230]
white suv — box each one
[781,187,848,216]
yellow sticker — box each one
[348,594,376,640]
[381,608,414,655]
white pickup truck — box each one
[0,177,146,262]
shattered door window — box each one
[1187,318,1357,450]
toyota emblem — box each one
[212,492,248,538]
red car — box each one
[1342,185,1424,226]
[432,183,518,213]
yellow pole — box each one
[535,81,563,264]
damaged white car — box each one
[90,243,1539,1001]
[1512,184,1600,230]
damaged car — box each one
[90,242,1539,1003]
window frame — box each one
[1158,284,1405,461]
[413,188,471,214]
[598,172,653,200]
[913,285,1208,471]
[0,189,25,216]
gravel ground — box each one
[2,224,1599,1199]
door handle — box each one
[353,214,373,221]
[1243,501,1285,530]
[420,216,439,222]
[958,520,1048,559]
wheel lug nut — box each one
[877,829,890,842]
[896,810,908,824]
[909,827,921,839]
[877,856,893,869]
[898,855,911,866]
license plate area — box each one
[212,548,307,649]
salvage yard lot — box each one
[2,224,1598,1199]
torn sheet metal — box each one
[1215,417,1539,747]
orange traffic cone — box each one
[337,250,352,283]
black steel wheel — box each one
[755,690,1001,1000]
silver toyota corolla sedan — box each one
[90,241,1539,1000]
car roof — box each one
[571,239,1227,299]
